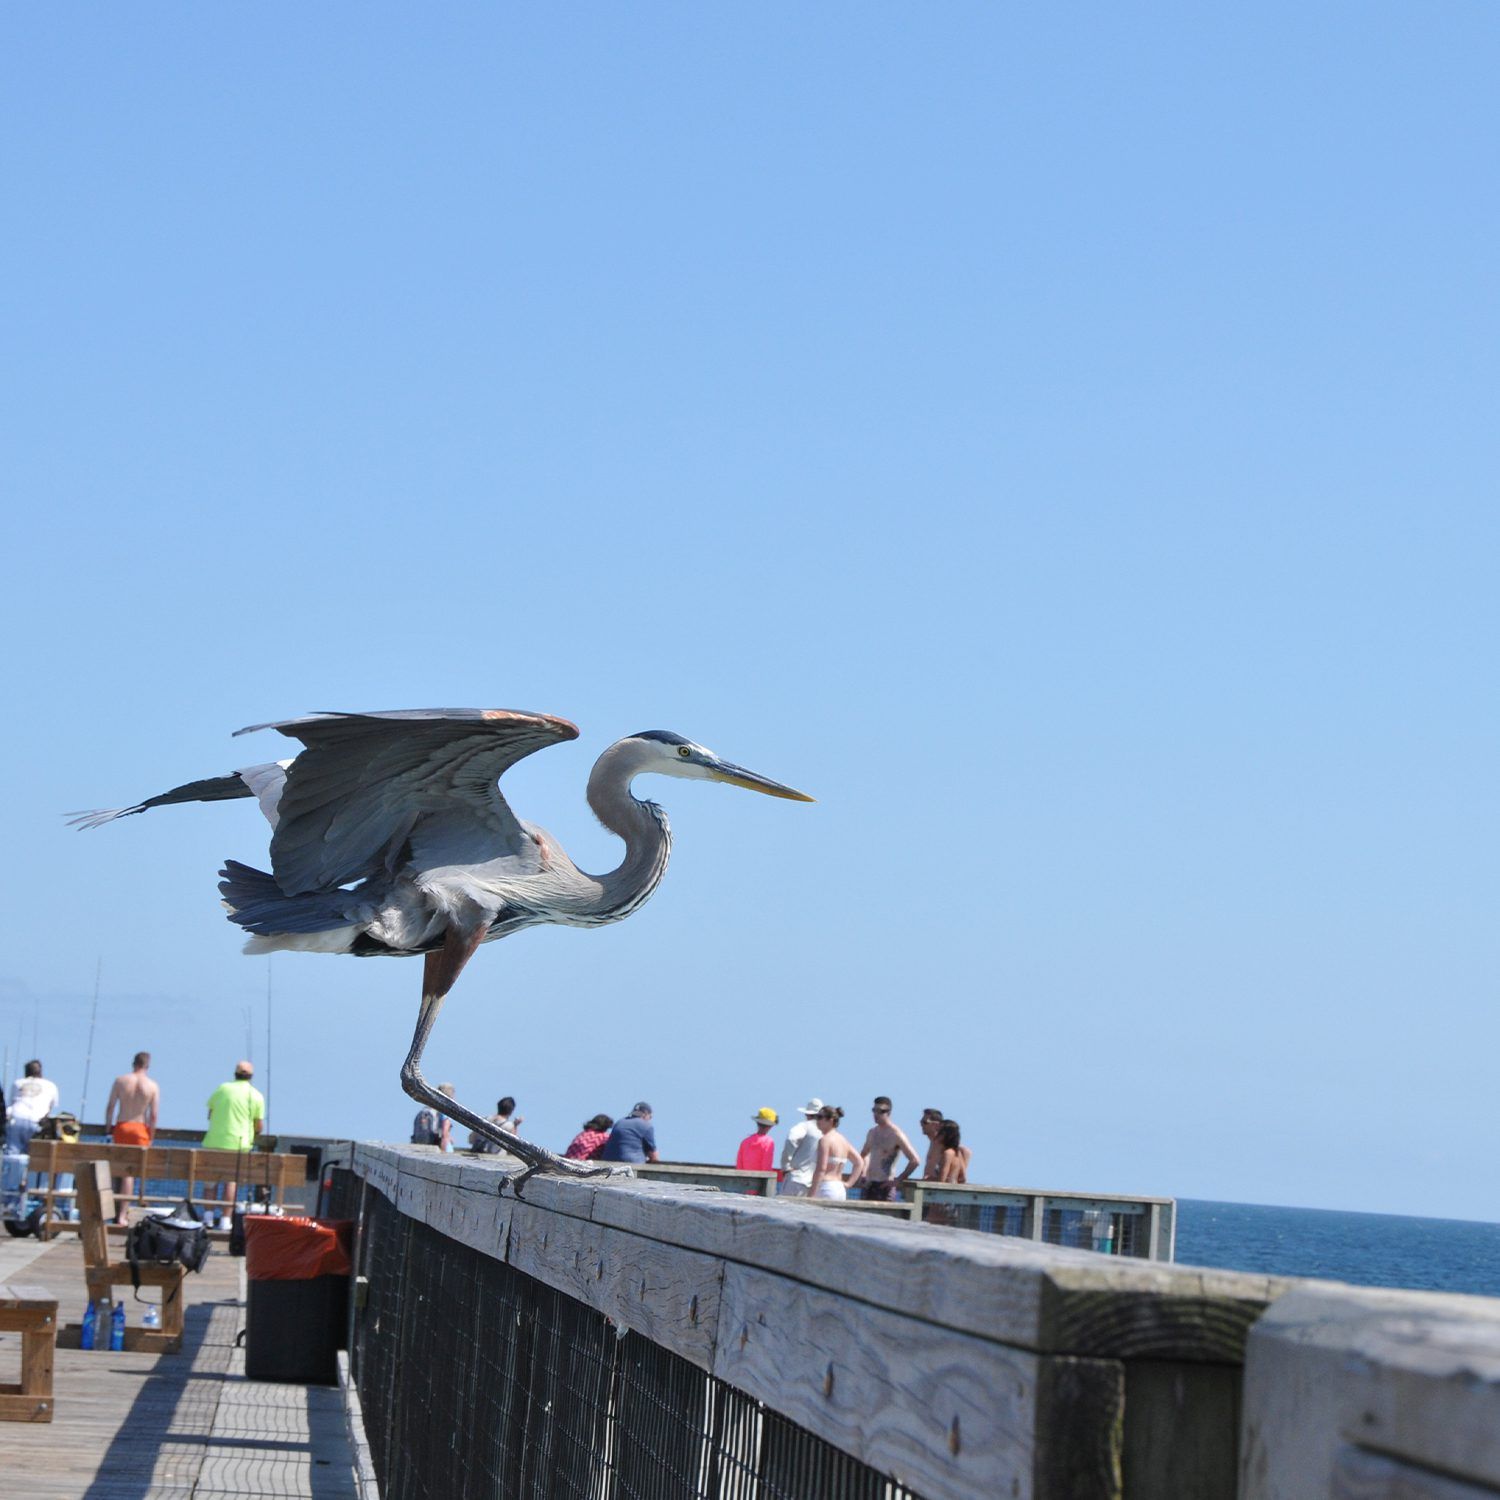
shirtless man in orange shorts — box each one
[105,1051,160,1225]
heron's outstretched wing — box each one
[70,760,295,832]
[234,709,579,896]
[69,772,257,830]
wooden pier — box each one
[10,1140,1499,1498]
[0,1233,364,1498]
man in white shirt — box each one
[6,1059,59,1159]
[778,1097,825,1197]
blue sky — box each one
[4,6,1497,1221]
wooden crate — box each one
[0,1282,57,1422]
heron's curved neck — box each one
[585,739,672,921]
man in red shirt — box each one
[736,1108,779,1171]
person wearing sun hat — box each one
[777,1097,824,1197]
[735,1107,779,1172]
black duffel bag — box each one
[126,1201,211,1290]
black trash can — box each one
[244,1215,353,1384]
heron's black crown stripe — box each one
[632,730,692,746]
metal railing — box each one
[626,1161,1175,1260]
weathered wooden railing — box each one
[332,1142,1500,1499]
[333,1143,1266,1498]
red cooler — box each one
[244,1215,353,1383]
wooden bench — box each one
[0,1282,57,1422]
[27,1138,305,1237]
[65,1160,185,1353]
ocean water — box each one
[1176,1198,1500,1297]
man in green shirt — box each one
[204,1061,265,1225]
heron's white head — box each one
[625,731,814,801]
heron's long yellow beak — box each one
[710,760,815,802]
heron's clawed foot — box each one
[541,1154,631,1181]
[498,1142,626,1188]
[506,1159,632,1197]
[399,1067,629,1183]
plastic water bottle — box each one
[81,1298,99,1350]
[143,1303,161,1330]
[110,1299,126,1351]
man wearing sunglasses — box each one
[859,1097,922,1202]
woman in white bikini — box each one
[805,1106,865,1200]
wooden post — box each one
[1146,1203,1162,1261]
[41,1150,56,1241]
[1029,1194,1048,1241]
[346,1175,368,1384]
[1242,1285,1500,1499]
[1159,1201,1176,1261]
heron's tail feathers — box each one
[219,860,363,948]
[242,930,362,955]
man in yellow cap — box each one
[735,1107,779,1172]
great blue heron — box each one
[71,709,812,1177]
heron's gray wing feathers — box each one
[233,708,564,737]
[68,772,257,830]
[235,709,579,895]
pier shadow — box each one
[79,1295,355,1500]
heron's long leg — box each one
[398,928,615,1180]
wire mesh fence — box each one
[326,1163,360,1220]
[341,1179,924,1500]
[1040,1206,1143,1256]
[918,1201,1142,1255]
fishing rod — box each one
[265,958,273,1129]
[78,959,101,1120]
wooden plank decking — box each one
[0,1235,360,1499]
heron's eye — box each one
[677,746,692,758]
